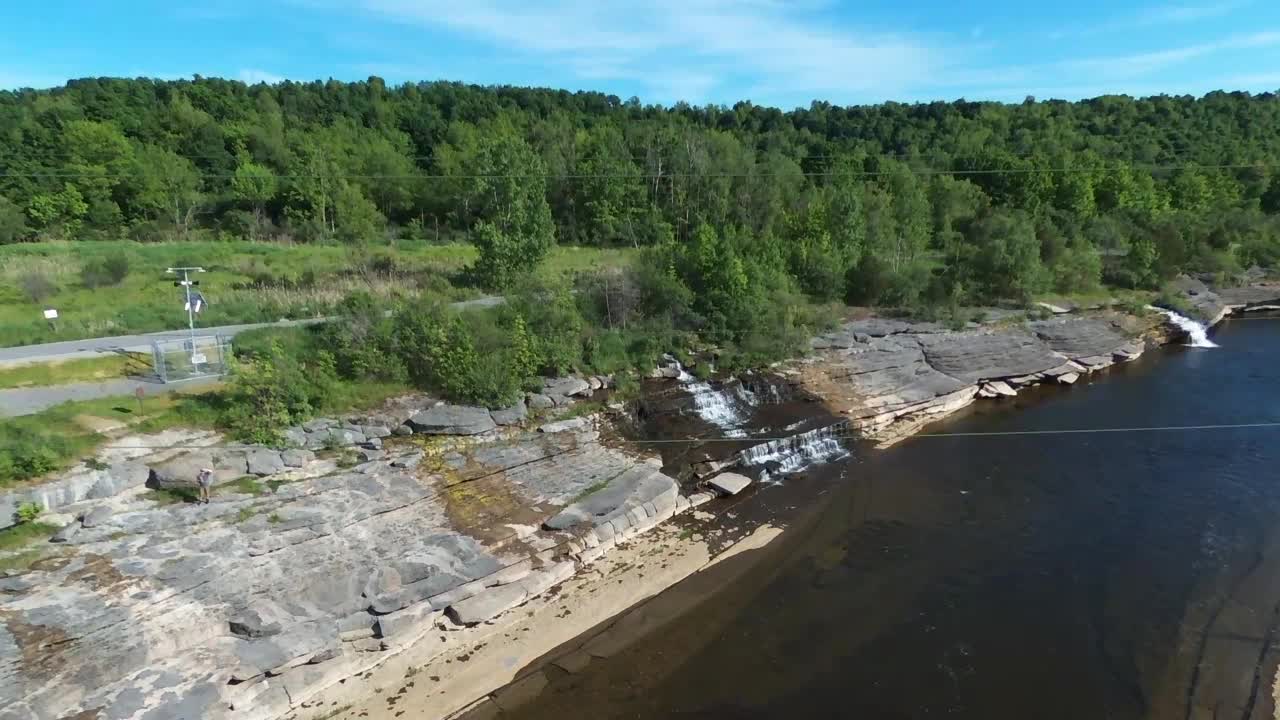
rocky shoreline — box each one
[2,277,1279,720]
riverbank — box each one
[3,277,1279,720]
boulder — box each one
[280,427,307,448]
[490,400,528,427]
[446,583,528,626]
[81,506,112,529]
[149,450,248,489]
[301,418,337,432]
[85,462,149,500]
[280,449,314,468]
[407,406,497,436]
[587,376,603,391]
[356,448,385,463]
[392,424,414,436]
[707,473,752,496]
[360,425,392,440]
[326,428,366,446]
[246,449,286,477]
[543,377,591,398]
[50,521,79,543]
[983,381,1017,397]
[526,393,555,410]
[362,437,383,450]
[1057,372,1080,385]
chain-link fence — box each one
[150,335,231,383]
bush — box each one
[18,272,57,303]
[15,502,41,525]
[219,341,340,444]
[0,422,73,485]
[80,252,130,288]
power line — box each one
[94,420,1280,452]
[3,161,1274,181]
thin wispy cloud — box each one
[340,0,943,103]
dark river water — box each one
[508,316,1280,720]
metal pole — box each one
[183,268,196,351]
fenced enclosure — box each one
[150,335,231,383]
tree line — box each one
[3,77,1280,305]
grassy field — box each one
[0,353,151,389]
[0,240,636,347]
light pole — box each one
[166,266,206,363]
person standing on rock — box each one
[196,468,214,504]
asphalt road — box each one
[0,296,505,368]
[0,320,326,367]
[0,296,506,416]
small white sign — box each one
[190,353,208,365]
[43,309,58,320]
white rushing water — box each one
[686,381,757,433]
[1148,306,1219,348]
[739,424,849,483]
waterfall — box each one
[738,424,849,480]
[686,381,758,433]
[1148,306,1218,348]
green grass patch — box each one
[0,240,631,347]
[235,507,257,523]
[143,487,200,505]
[0,389,222,489]
[0,548,52,574]
[0,521,60,552]
[0,353,150,389]
[570,480,612,503]
[267,512,282,524]
[230,476,267,496]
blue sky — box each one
[3,0,1280,108]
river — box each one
[506,315,1280,720]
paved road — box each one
[0,296,505,368]
[0,296,507,417]
[0,320,328,367]
[0,376,224,418]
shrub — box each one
[219,341,340,444]
[18,272,57,303]
[15,502,42,525]
[80,252,131,289]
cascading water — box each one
[686,381,758,437]
[1148,306,1218,348]
[739,424,850,483]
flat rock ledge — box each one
[0,410,707,720]
[801,314,1149,444]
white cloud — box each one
[240,68,286,84]
[337,0,943,103]
[1064,30,1280,78]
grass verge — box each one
[0,354,149,389]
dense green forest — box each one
[4,77,1280,335]
[5,77,1280,469]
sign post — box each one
[43,308,58,332]
[135,386,145,414]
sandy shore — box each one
[296,504,792,720]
